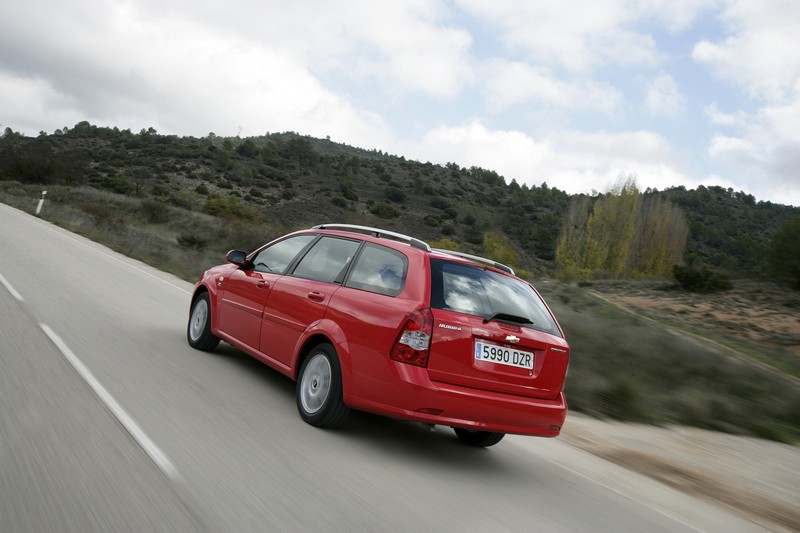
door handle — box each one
[257,280,270,289]
[307,291,325,302]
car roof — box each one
[310,223,516,276]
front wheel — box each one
[296,344,349,428]
[453,428,505,447]
[187,293,220,351]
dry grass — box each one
[537,281,800,443]
[590,280,800,378]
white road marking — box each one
[39,323,183,483]
[0,272,24,301]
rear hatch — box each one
[425,258,569,400]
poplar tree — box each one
[556,177,689,280]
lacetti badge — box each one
[438,323,462,331]
[505,335,521,344]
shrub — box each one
[81,203,122,228]
[370,202,399,219]
[177,232,207,250]
[430,196,451,210]
[767,216,800,290]
[140,199,169,224]
[423,215,441,226]
[202,195,261,222]
[673,265,733,293]
[430,237,460,251]
[385,186,406,203]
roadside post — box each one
[36,190,47,215]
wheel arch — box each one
[191,283,219,333]
[294,321,352,396]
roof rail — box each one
[432,249,515,275]
[313,224,431,251]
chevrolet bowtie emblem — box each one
[505,335,520,344]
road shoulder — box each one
[559,413,800,532]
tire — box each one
[453,428,505,447]
[296,343,349,428]
[187,293,220,351]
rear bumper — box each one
[344,365,567,437]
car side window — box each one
[345,244,407,296]
[251,235,316,274]
[291,236,360,283]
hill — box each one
[1,123,797,279]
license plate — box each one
[474,342,534,370]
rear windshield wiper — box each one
[483,312,533,325]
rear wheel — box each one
[187,293,220,351]
[297,343,349,428]
[453,428,505,447]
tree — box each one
[555,177,689,280]
[483,231,518,269]
[555,196,592,280]
[584,177,638,277]
[236,139,259,158]
[767,216,800,289]
[628,195,689,278]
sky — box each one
[2,1,799,206]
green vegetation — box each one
[556,178,689,280]
[768,216,800,290]
[661,185,798,277]
[540,283,800,443]
[672,264,733,293]
[1,124,796,279]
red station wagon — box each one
[187,224,569,446]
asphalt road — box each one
[0,203,766,532]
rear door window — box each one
[429,258,561,337]
[345,244,407,296]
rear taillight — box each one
[390,308,433,367]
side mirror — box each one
[226,250,248,266]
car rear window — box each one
[429,258,561,337]
[345,243,407,296]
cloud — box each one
[691,2,800,205]
[705,82,800,206]
[704,103,745,126]
[645,73,686,116]
[481,60,621,113]
[404,121,690,196]
[707,135,756,159]
[692,2,800,101]
[636,0,723,32]
[0,1,394,145]
[0,75,81,134]
[454,0,714,71]
[119,0,474,100]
